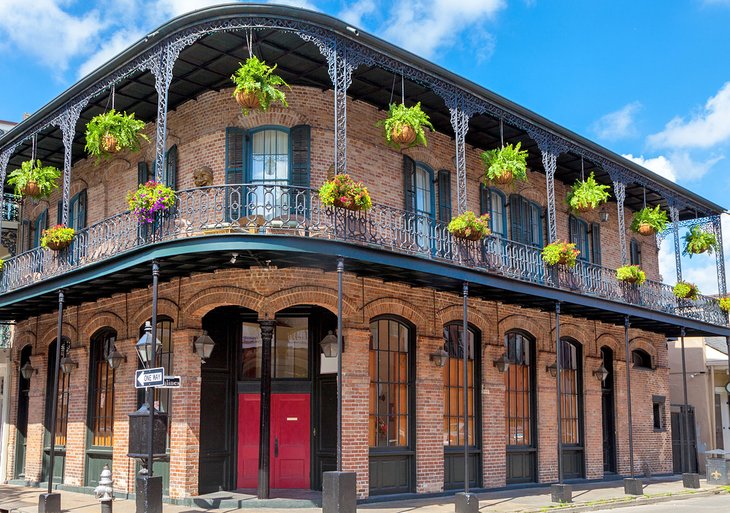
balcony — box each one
[1,194,19,223]
[0,184,725,328]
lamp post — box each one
[623,316,643,495]
[550,302,571,504]
[680,327,700,488]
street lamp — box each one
[546,360,558,377]
[193,331,216,362]
[136,321,161,366]
[493,353,510,373]
[60,356,77,374]
[593,363,609,382]
[20,360,36,380]
[429,348,448,368]
[319,330,338,357]
[107,348,127,370]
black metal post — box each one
[257,319,275,499]
[48,291,64,492]
[727,337,730,432]
[336,257,344,471]
[679,327,699,488]
[624,316,634,478]
[555,302,563,484]
[462,282,469,494]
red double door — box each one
[237,393,311,489]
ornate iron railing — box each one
[0,184,725,327]
[2,193,20,222]
[0,323,11,348]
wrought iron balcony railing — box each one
[2,193,20,222]
[0,184,725,327]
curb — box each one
[517,487,727,513]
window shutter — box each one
[165,145,177,190]
[225,127,245,185]
[290,125,311,189]
[437,169,452,222]
[137,162,149,186]
[77,189,87,229]
[569,215,577,245]
[479,184,490,215]
[57,200,63,225]
[529,203,543,247]
[630,239,641,266]
[591,222,601,265]
[509,194,522,243]
[403,155,416,213]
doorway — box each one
[14,345,31,479]
[600,346,616,474]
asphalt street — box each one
[591,493,730,512]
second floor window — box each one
[509,194,543,247]
[138,146,178,190]
[569,216,602,265]
[57,189,87,229]
[630,239,642,266]
[32,208,48,248]
[480,185,507,237]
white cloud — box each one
[623,153,677,182]
[266,0,319,10]
[591,102,641,140]
[0,0,105,74]
[623,151,723,183]
[340,0,377,27]
[648,81,730,149]
[379,0,506,59]
[152,0,240,19]
[77,28,146,79]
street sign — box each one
[158,376,181,389]
[135,367,165,388]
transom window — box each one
[505,332,534,447]
[241,317,309,379]
[443,324,476,447]
[632,349,652,369]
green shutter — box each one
[437,169,452,222]
[403,156,416,213]
[57,200,63,225]
[509,194,521,242]
[479,184,490,215]
[591,222,601,265]
[225,127,245,185]
[137,162,149,186]
[529,202,543,247]
[290,125,311,188]
[165,145,177,190]
[630,239,641,266]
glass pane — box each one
[241,322,262,379]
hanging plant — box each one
[318,174,372,211]
[127,181,176,224]
[40,224,75,251]
[0,258,4,271]
[541,240,580,268]
[718,297,730,312]
[84,109,148,161]
[378,102,434,149]
[630,205,668,236]
[481,142,529,185]
[447,211,491,241]
[616,265,646,285]
[682,225,718,257]
[230,56,290,115]
[673,281,700,300]
[7,159,61,200]
[567,172,611,213]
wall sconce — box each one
[20,360,37,380]
[599,208,609,223]
[107,347,127,370]
[193,331,216,363]
[593,363,609,382]
[319,330,338,358]
[60,356,78,374]
[493,354,510,373]
[546,361,558,377]
[429,349,448,368]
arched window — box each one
[443,323,477,447]
[480,185,507,238]
[559,338,585,478]
[631,349,652,369]
[45,337,71,447]
[14,345,32,478]
[505,331,537,483]
[88,329,116,448]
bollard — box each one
[94,465,115,513]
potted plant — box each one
[481,142,529,185]
[84,109,149,160]
[718,297,730,312]
[230,56,290,115]
[378,102,434,149]
[567,172,611,213]
[40,224,75,251]
[630,205,668,236]
[541,240,580,268]
[682,225,718,257]
[318,174,372,211]
[0,258,4,271]
[447,211,491,241]
[616,264,646,285]
[673,281,700,300]
[7,159,61,200]
[127,181,176,224]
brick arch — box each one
[39,321,77,348]
[628,337,658,364]
[82,310,126,343]
[402,146,451,174]
[498,314,549,350]
[27,200,51,219]
[69,178,89,198]
[362,297,430,334]
[263,285,357,318]
[237,108,304,130]
[596,333,622,359]
[437,304,494,341]
[129,297,180,331]
[182,285,264,327]
[13,331,36,359]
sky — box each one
[1,0,730,293]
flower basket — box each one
[616,265,646,285]
[230,56,289,115]
[673,281,700,300]
[448,211,491,241]
[378,102,433,150]
[318,174,372,212]
[630,205,668,236]
[718,297,730,312]
[21,181,41,198]
[567,172,611,214]
[481,142,529,186]
[683,225,718,257]
[234,90,260,110]
[40,225,75,251]
[541,240,580,268]
[8,160,61,200]
[391,124,416,146]
[637,223,655,236]
[127,181,176,224]
[84,109,148,161]
[101,134,118,153]
[491,169,514,185]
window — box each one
[32,209,48,248]
[138,146,178,189]
[437,170,452,222]
[569,216,602,265]
[45,338,70,446]
[652,395,666,431]
[240,317,309,379]
[560,339,582,445]
[505,332,535,447]
[88,329,116,447]
[57,190,87,229]
[404,157,435,248]
[443,324,476,447]
[509,194,542,247]
[631,349,652,369]
[480,185,507,238]
[630,239,642,266]
[369,318,412,448]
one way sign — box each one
[135,367,165,388]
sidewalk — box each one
[0,477,726,513]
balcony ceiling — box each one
[1,4,722,219]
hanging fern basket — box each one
[492,169,514,185]
[101,134,118,153]
[637,222,655,236]
[390,124,416,146]
[573,203,594,214]
[235,90,260,111]
[21,181,41,198]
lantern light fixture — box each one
[193,331,216,363]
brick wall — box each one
[5,267,671,498]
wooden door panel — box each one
[272,394,310,489]
[237,394,260,489]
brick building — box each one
[0,4,727,501]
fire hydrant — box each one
[94,465,114,513]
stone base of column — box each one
[682,473,701,489]
[551,484,572,503]
[322,471,356,513]
[136,474,163,513]
[38,492,61,513]
[455,492,479,513]
[623,478,643,495]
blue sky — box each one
[1,0,730,292]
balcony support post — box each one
[58,101,88,225]
[530,132,565,243]
[613,180,628,265]
[0,146,14,251]
[713,215,726,296]
[450,107,470,215]
[669,203,683,282]
[328,39,356,176]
